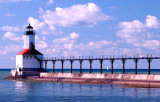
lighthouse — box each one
[12,24,44,77]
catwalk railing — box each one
[37,55,160,74]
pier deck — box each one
[25,73,160,88]
[35,55,160,74]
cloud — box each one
[1,32,47,55]
[46,32,116,57]
[0,0,32,3]
[28,17,62,35]
[143,40,160,50]
[117,15,160,50]
[0,26,19,32]
[40,3,110,27]
[53,32,78,44]
[117,20,146,47]
[3,32,22,41]
[28,17,46,30]
[27,3,109,35]
[100,47,144,57]
[46,0,54,5]
[70,32,79,39]
[145,15,160,28]
[35,36,48,49]
[0,44,22,55]
[88,40,116,49]
[37,41,48,49]
[5,12,15,17]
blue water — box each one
[1,69,160,102]
[47,69,160,74]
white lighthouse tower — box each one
[12,24,44,77]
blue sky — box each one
[0,0,160,69]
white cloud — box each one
[145,15,160,28]
[53,32,79,44]
[0,44,22,55]
[89,41,94,46]
[117,20,146,47]
[40,3,110,27]
[88,40,116,50]
[5,12,15,17]
[27,3,109,35]
[3,32,22,41]
[28,17,46,30]
[46,0,54,5]
[37,41,48,49]
[2,31,47,53]
[47,32,116,57]
[28,17,62,35]
[101,47,144,57]
[96,40,116,46]
[70,32,79,39]
[64,43,73,50]
[0,26,19,32]
[143,40,160,50]
[117,15,160,50]
[35,36,48,49]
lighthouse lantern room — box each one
[15,24,43,75]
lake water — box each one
[46,69,160,74]
[1,69,160,102]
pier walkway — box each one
[34,55,160,75]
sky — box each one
[0,0,160,69]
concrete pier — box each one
[39,73,160,81]
[6,72,160,88]
[26,73,160,88]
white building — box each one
[11,24,44,77]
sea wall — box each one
[40,73,160,81]
[39,73,160,87]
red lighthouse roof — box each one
[17,49,43,55]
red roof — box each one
[17,49,43,55]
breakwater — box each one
[21,73,160,88]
